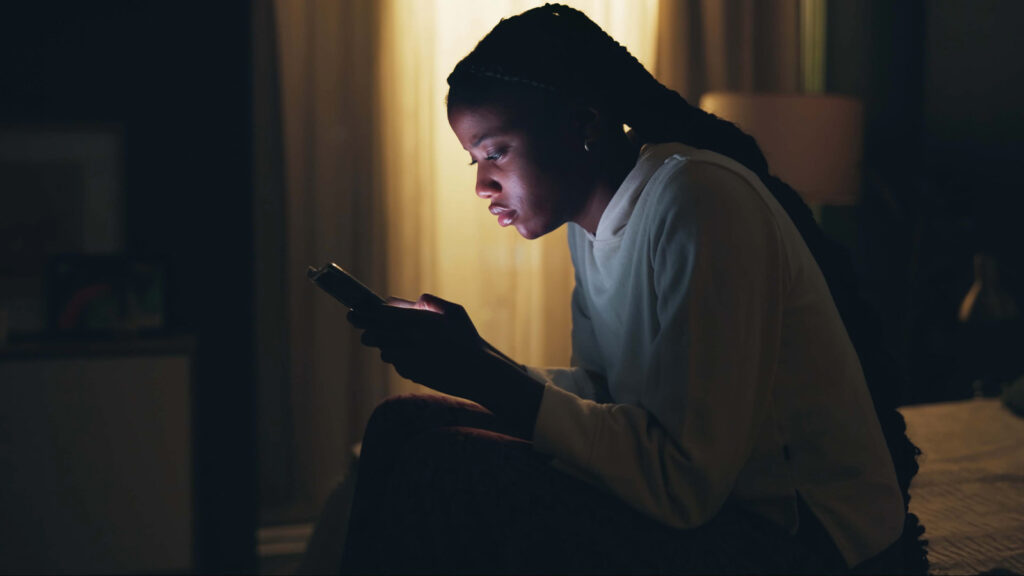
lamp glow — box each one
[699,92,864,206]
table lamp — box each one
[698,92,864,206]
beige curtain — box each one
[655,0,803,102]
[264,0,392,518]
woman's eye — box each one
[467,149,505,166]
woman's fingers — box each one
[387,293,450,314]
[347,309,369,329]
[385,296,418,309]
[414,293,448,314]
[375,306,446,335]
[379,347,439,382]
[351,305,440,333]
[361,328,417,349]
[361,323,449,350]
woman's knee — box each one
[361,394,433,452]
[361,394,493,457]
[389,426,534,489]
[366,394,434,430]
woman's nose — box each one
[475,168,500,198]
[473,166,501,199]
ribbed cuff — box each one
[531,383,602,469]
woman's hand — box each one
[348,294,490,398]
[350,293,545,440]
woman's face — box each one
[448,103,591,240]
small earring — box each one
[584,140,591,153]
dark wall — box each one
[1,2,257,571]
[925,0,1024,145]
[921,0,1024,400]
[828,0,1024,404]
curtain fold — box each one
[656,0,802,103]
[252,0,292,517]
[271,0,391,517]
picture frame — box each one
[0,125,123,336]
[46,254,167,335]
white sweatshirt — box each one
[527,142,905,568]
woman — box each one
[340,5,926,574]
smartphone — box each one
[307,262,385,311]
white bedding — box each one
[900,397,1024,574]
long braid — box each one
[449,4,927,572]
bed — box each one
[900,397,1024,574]
[296,397,1023,574]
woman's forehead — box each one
[449,97,570,141]
[449,105,518,146]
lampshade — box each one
[698,92,864,205]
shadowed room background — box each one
[253,0,825,523]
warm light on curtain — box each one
[377,0,659,395]
[654,0,803,103]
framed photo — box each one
[46,254,167,335]
[0,126,123,336]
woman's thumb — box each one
[419,293,459,315]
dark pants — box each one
[340,393,848,575]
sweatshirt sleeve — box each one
[532,160,787,529]
[525,228,612,403]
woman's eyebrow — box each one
[472,123,513,147]
[472,132,495,147]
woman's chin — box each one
[510,222,534,239]
[514,218,556,240]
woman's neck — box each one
[573,136,640,236]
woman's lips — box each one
[489,204,517,227]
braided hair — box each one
[447,4,927,572]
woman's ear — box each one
[573,105,601,141]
